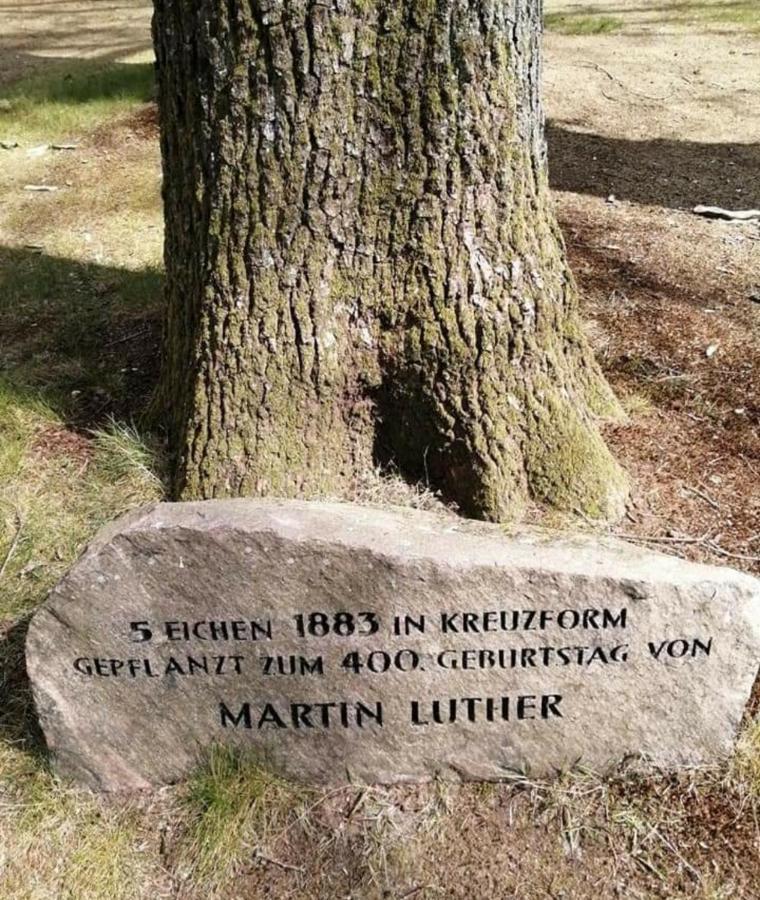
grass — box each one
[0,60,154,144]
[544,0,760,35]
[0,384,159,618]
[545,11,624,35]
[0,781,160,900]
[177,745,309,893]
[666,0,760,30]
[0,382,163,900]
[733,718,760,797]
[0,745,160,900]
[0,54,168,900]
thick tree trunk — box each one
[152,0,628,520]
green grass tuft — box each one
[178,746,308,892]
[91,419,164,498]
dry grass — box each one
[0,760,165,900]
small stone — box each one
[705,343,719,358]
[26,500,760,791]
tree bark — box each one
[152,0,628,521]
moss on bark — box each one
[153,0,628,521]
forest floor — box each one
[0,1,759,898]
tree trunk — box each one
[152,0,628,521]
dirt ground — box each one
[0,0,153,83]
[541,2,760,577]
[0,1,759,898]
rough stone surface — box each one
[26,500,760,791]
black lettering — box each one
[250,619,272,640]
[541,694,563,718]
[188,655,209,675]
[441,612,459,633]
[74,657,93,675]
[462,612,479,632]
[411,700,427,726]
[258,703,287,729]
[538,610,553,629]
[291,703,314,728]
[220,702,252,729]
[164,621,185,641]
[557,609,580,629]
[165,657,185,675]
[517,695,536,719]
[603,608,627,629]
[583,609,599,629]
[356,701,383,727]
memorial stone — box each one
[26,500,760,791]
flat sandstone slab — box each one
[27,500,760,791]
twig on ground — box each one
[615,532,708,545]
[253,849,303,872]
[693,206,760,221]
[103,328,151,347]
[682,485,720,510]
[398,886,430,899]
[703,541,760,563]
[577,61,674,101]
[0,511,24,580]
[572,507,603,529]
[346,787,368,819]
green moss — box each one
[523,384,629,520]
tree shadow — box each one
[0,245,162,428]
[0,617,48,764]
[0,0,153,86]
[547,121,760,209]
[0,57,154,104]
[0,246,163,764]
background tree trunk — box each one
[152,0,628,521]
